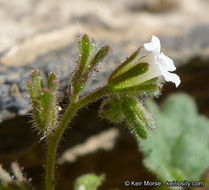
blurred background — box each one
[0,0,209,189]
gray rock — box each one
[0,0,209,122]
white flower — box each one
[143,35,181,87]
[111,35,180,90]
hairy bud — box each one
[27,70,59,134]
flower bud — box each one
[72,34,110,95]
[27,71,59,134]
[122,96,156,139]
[99,96,125,123]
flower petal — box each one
[151,35,161,54]
[159,53,176,71]
[144,35,161,54]
[142,35,180,88]
[144,42,155,52]
[163,72,181,87]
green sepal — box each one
[26,81,37,104]
[111,77,160,97]
[45,73,59,130]
[133,124,148,139]
[138,101,156,130]
[26,71,44,132]
[110,46,142,79]
[30,70,43,96]
[79,34,91,71]
[27,70,43,105]
[140,77,162,98]
[112,83,159,96]
[108,62,149,88]
[39,88,54,131]
[89,45,110,70]
[72,35,110,95]
[47,72,59,91]
[99,96,125,123]
[81,45,111,89]
[72,34,91,94]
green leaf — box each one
[74,173,105,190]
[137,93,209,181]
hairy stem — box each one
[45,86,109,190]
[45,135,57,190]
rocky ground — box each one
[0,0,209,122]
